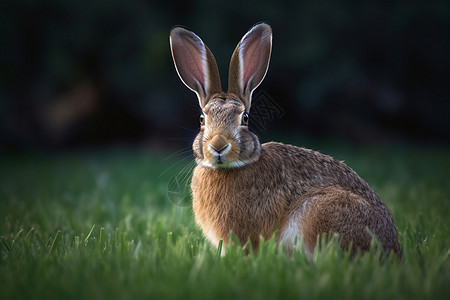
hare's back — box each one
[260,142,380,204]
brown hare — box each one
[169,22,401,257]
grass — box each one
[0,143,449,299]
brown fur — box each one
[170,23,401,257]
[192,143,401,256]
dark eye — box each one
[199,113,205,126]
[241,112,249,126]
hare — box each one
[169,22,401,257]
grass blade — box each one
[49,230,61,256]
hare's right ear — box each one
[228,23,272,111]
[170,27,222,108]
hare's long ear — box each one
[170,27,222,108]
[228,23,272,111]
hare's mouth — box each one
[200,145,258,169]
[199,159,248,169]
[204,143,233,168]
[197,142,242,169]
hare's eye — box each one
[241,112,249,126]
[199,113,205,126]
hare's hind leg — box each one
[281,186,399,256]
[278,202,311,257]
[298,187,374,255]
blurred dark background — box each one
[1,0,449,152]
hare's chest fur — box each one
[191,164,290,248]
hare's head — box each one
[170,23,272,169]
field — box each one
[0,142,449,299]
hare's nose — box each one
[208,135,231,155]
[209,143,230,155]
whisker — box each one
[175,159,195,181]
[159,154,193,178]
[166,137,195,142]
[163,147,193,161]
[178,126,199,135]
[180,161,196,187]
[167,159,196,207]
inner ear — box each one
[228,23,272,111]
[240,33,265,94]
[170,27,222,108]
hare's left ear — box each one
[170,27,222,108]
[228,23,272,111]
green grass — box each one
[0,143,449,299]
